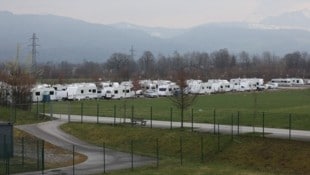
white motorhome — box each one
[187,79,203,94]
[103,81,135,99]
[270,78,292,86]
[66,83,97,100]
[230,78,258,91]
[111,85,135,99]
[207,79,228,93]
[52,84,68,101]
[31,84,56,102]
[290,78,304,86]
[157,84,173,96]
[98,81,113,99]
[140,80,155,89]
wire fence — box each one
[28,100,310,131]
[0,100,309,174]
[0,127,233,175]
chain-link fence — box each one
[32,100,309,132]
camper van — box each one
[157,84,173,96]
[66,83,97,100]
[270,78,292,86]
[31,84,56,102]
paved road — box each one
[15,120,155,175]
[54,114,310,142]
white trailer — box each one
[186,79,203,94]
[52,84,68,101]
[111,85,135,99]
[290,78,304,86]
[66,83,97,100]
[270,78,292,87]
[157,84,173,96]
[31,84,56,102]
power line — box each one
[29,33,39,75]
[130,45,135,60]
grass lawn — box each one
[61,122,310,175]
[42,89,310,130]
[0,105,51,125]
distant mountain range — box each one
[1,10,310,63]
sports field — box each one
[40,89,310,130]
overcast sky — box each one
[1,0,310,28]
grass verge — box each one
[42,89,310,130]
[61,123,310,175]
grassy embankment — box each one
[61,123,310,175]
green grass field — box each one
[61,123,310,175]
[39,89,310,130]
[0,89,309,174]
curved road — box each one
[15,120,155,175]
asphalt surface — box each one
[14,113,310,175]
[15,119,155,175]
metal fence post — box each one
[262,112,265,138]
[43,102,45,116]
[180,136,183,165]
[36,97,39,119]
[156,138,159,168]
[200,136,204,163]
[81,102,83,123]
[289,114,292,140]
[36,140,40,170]
[131,106,134,127]
[131,140,134,171]
[41,140,45,174]
[113,105,116,126]
[73,145,75,175]
[150,106,153,128]
[68,101,71,123]
[217,123,220,152]
[237,111,240,136]
[191,108,194,132]
[21,137,24,167]
[213,109,216,134]
[97,103,99,124]
[231,114,234,140]
[50,101,53,118]
[103,142,106,173]
[170,107,173,130]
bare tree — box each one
[138,51,155,79]
[167,66,197,129]
[1,61,35,110]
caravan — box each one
[66,83,97,100]
[157,84,173,96]
[31,84,56,102]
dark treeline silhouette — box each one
[2,49,310,83]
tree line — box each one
[1,49,310,84]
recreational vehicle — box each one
[31,84,56,102]
[66,83,97,100]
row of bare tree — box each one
[18,49,308,83]
[0,49,309,108]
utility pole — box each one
[30,33,39,76]
[130,45,135,60]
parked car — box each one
[144,89,158,98]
